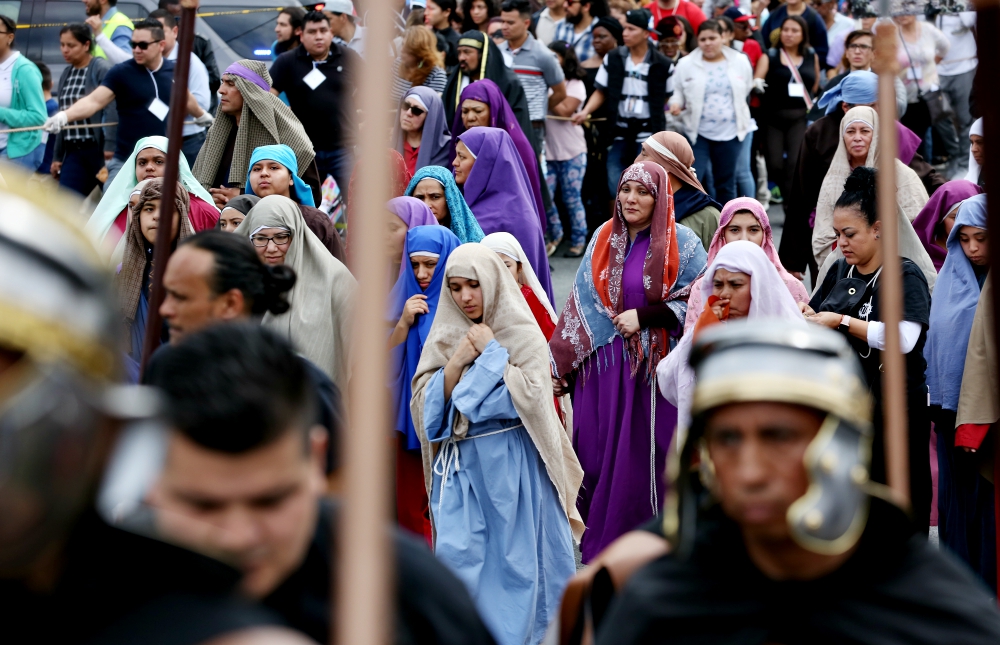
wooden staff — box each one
[873,7,909,508]
[974,0,1000,606]
[139,0,197,375]
[335,5,394,645]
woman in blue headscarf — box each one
[246,144,345,262]
[388,225,462,544]
[405,165,485,244]
[925,194,991,584]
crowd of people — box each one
[1,0,998,643]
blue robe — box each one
[423,339,575,645]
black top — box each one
[761,47,817,112]
[263,502,497,645]
[0,510,278,644]
[595,499,1000,644]
[101,59,176,160]
[270,44,360,151]
[809,258,931,399]
[435,26,461,68]
[211,126,238,189]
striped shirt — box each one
[500,34,565,122]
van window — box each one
[0,1,21,22]
[199,6,279,60]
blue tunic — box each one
[424,339,575,645]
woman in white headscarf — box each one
[234,195,356,390]
[481,231,557,339]
[965,117,984,187]
[813,106,928,268]
[658,240,807,436]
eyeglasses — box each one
[251,232,293,247]
[129,39,162,50]
[403,103,426,117]
[847,43,873,51]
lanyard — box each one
[147,69,160,102]
[780,48,813,110]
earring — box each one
[875,234,880,239]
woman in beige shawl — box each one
[234,195,355,390]
[410,244,583,645]
[812,106,928,268]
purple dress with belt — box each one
[572,229,679,562]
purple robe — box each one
[572,229,678,563]
[458,126,554,302]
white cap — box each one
[324,0,355,15]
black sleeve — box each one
[269,55,289,93]
[901,261,931,326]
[809,261,841,312]
[194,35,221,95]
[636,303,679,330]
[301,357,344,474]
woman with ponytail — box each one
[802,166,934,532]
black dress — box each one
[810,257,932,531]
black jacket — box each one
[601,45,671,137]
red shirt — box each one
[403,141,419,178]
[649,0,706,34]
[740,37,763,68]
[521,284,556,340]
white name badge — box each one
[148,97,169,121]
[787,82,805,98]
[907,66,923,81]
[303,67,326,90]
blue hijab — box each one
[818,70,878,115]
[404,165,485,244]
[246,144,316,207]
[925,194,988,411]
[388,225,462,450]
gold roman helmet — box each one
[664,320,875,557]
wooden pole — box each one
[873,10,909,508]
[973,0,1000,604]
[334,4,394,645]
[139,1,197,375]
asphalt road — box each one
[547,203,787,313]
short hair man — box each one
[44,19,213,187]
[145,324,498,644]
[552,0,608,62]
[191,59,319,208]
[0,171,305,645]
[156,0,222,101]
[595,322,1000,643]
[269,10,359,198]
[499,0,566,129]
[0,16,47,170]
[274,6,306,57]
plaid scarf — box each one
[115,180,194,324]
[192,60,315,190]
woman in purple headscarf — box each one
[387,196,440,278]
[911,180,983,272]
[451,79,546,228]
[454,126,553,302]
[393,86,452,176]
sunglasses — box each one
[403,103,426,117]
[129,39,162,50]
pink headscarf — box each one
[684,197,809,332]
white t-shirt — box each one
[595,55,651,121]
[545,79,587,161]
[0,51,20,150]
[935,12,977,77]
[697,59,738,142]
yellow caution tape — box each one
[16,6,286,29]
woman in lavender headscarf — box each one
[454,126,554,302]
[393,86,452,175]
[451,80,546,228]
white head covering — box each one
[965,118,983,184]
[658,241,807,441]
[481,232,557,325]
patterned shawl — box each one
[404,165,485,243]
[115,179,194,324]
[192,60,315,190]
[550,161,707,379]
[685,197,809,332]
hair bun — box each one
[262,265,297,315]
[843,166,877,198]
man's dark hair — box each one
[282,6,307,30]
[582,0,609,18]
[500,0,531,19]
[717,15,735,33]
[149,8,177,26]
[158,0,181,8]
[181,230,296,316]
[0,15,16,36]
[835,166,878,226]
[146,323,316,454]
[303,9,331,26]
[429,0,457,18]
[133,19,166,42]
[34,61,52,92]
[60,24,94,52]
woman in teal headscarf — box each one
[85,136,218,252]
[404,165,485,243]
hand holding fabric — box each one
[467,323,495,353]
[398,294,429,329]
[613,309,641,338]
[450,336,481,370]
